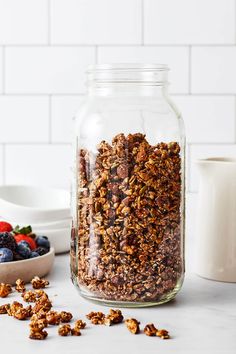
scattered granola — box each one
[104,309,123,326]
[0,274,173,341]
[144,323,158,336]
[35,290,49,299]
[31,276,49,289]
[6,301,23,316]
[71,327,81,336]
[0,304,10,314]
[73,133,183,302]
[22,290,37,302]
[32,294,52,314]
[74,319,86,330]
[58,324,71,336]
[156,329,170,339]
[86,311,105,325]
[46,310,61,325]
[30,317,48,330]
[14,305,32,320]
[30,309,47,321]
[15,279,26,293]
[0,283,12,298]
[29,321,48,340]
[125,318,140,334]
[60,311,73,323]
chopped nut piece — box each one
[156,329,170,339]
[31,276,49,289]
[71,327,81,336]
[125,318,140,334]
[0,283,12,298]
[86,311,105,325]
[144,323,158,336]
[15,279,26,293]
[58,324,71,336]
[104,309,123,326]
[60,311,73,323]
[74,319,86,330]
[22,290,37,302]
[0,304,10,314]
[46,310,61,325]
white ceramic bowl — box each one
[33,228,70,254]
[0,247,55,284]
[1,218,72,231]
[0,185,70,223]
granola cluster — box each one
[31,276,49,289]
[72,133,183,302]
[125,318,140,334]
[86,309,123,326]
[0,283,12,298]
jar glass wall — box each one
[71,64,185,307]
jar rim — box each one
[87,63,169,73]
[87,64,169,86]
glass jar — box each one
[71,64,185,307]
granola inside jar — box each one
[71,64,185,306]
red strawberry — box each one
[14,234,36,250]
[0,221,13,232]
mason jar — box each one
[71,64,185,307]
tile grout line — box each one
[3,43,236,48]
[188,45,192,95]
[141,0,144,45]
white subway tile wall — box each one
[0,0,236,254]
[5,145,71,189]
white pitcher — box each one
[195,158,236,282]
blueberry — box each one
[0,247,13,262]
[34,247,49,256]
[16,243,31,259]
[30,251,40,258]
[18,240,31,249]
[36,236,50,250]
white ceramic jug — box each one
[195,158,236,282]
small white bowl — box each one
[0,185,70,223]
[33,228,70,254]
[0,247,55,284]
[1,218,72,231]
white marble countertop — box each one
[1,254,236,354]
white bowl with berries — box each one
[0,221,54,284]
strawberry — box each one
[0,221,13,233]
[14,234,36,250]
